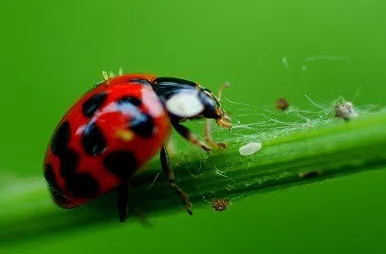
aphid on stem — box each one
[276,97,290,111]
[211,198,230,212]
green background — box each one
[1,0,386,253]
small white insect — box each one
[166,91,204,118]
[335,101,359,120]
[239,142,262,156]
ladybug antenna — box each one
[217,81,230,102]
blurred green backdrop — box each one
[0,0,386,253]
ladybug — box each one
[43,72,231,222]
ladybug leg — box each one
[204,119,227,149]
[160,146,193,215]
[171,120,211,153]
[117,183,130,222]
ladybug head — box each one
[197,83,232,129]
[151,77,232,129]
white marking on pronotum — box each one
[166,90,204,118]
[239,142,262,156]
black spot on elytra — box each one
[82,122,107,156]
[59,148,79,178]
[66,173,99,198]
[82,92,107,118]
[44,164,68,204]
[117,96,142,108]
[104,151,137,180]
[129,113,154,138]
[51,121,71,156]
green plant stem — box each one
[1,110,386,245]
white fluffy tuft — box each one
[239,142,262,156]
